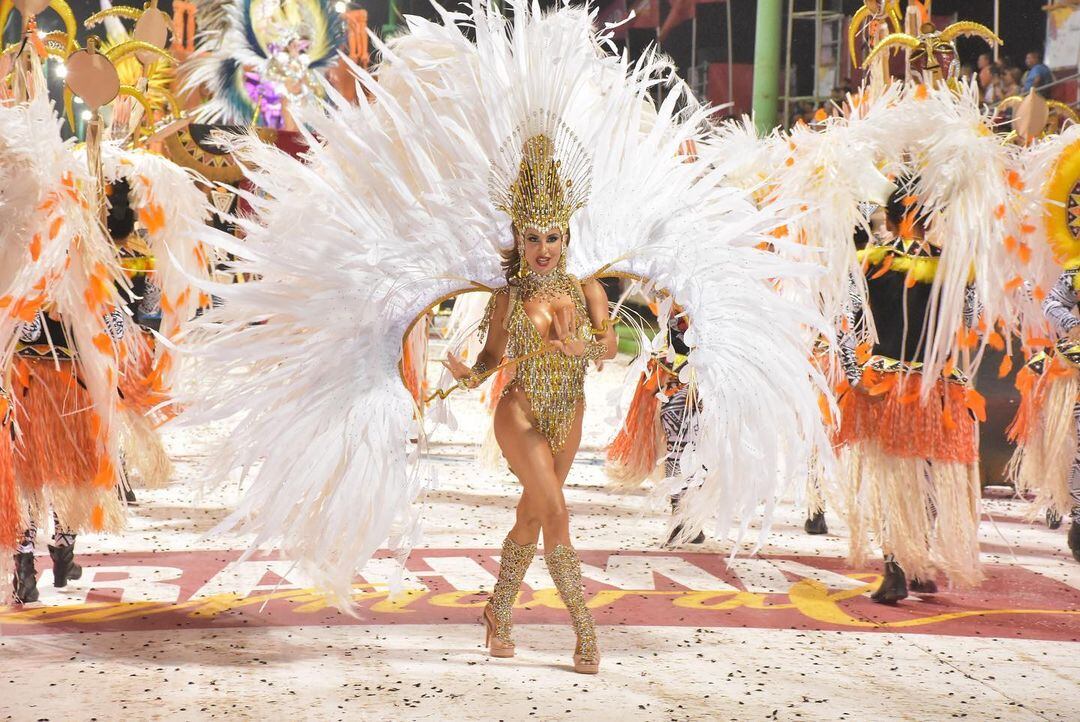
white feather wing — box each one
[182,0,835,598]
[567,62,831,542]
[178,55,511,601]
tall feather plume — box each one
[0,94,130,539]
[99,144,218,385]
[768,86,907,360]
[703,115,784,196]
[899,81,1022,384]
[180,0,344,123]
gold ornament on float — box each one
[1044,138,1080,267]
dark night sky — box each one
[7,0,1050,51]
[2,0,1054,93]
[660,0,1047,80]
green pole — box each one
[751,0,783,136]
[382,0,398,36]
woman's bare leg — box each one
[495,391,574,550]
[553,404,584,485]
[506,402,584,546]
[508,490,541,546]
[494,394,598,671]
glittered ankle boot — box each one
[482,537,536,658]
[545,544,599,674]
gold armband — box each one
[589,318,615,336]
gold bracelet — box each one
[589,318,615,336]
[464,360,489,388]
[583,340,607,361]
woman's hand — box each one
[548,306,586,357]
[441,352,476,386]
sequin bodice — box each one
[497,276,591,451]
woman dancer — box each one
[444,143,617,670]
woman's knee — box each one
[538,500,569,530]
[515,504,543,530]
[518,487,567,528]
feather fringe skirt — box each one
[836,369,982,586]
[604,371,664,488]
[118,333,173,488]
[9,356,124,539]
[1007,360,1078,520]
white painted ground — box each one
[2,355,1079,720]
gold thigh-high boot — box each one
[483,536,537,658]
[545,544,600,674]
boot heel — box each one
[573,652,600,674]
[484,537,535,658]
[483,604,515,658]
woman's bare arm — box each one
[475,290,511,370]
[582,279,618,361]
[444,289,511,384]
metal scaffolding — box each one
[682,2,735,120]
[781,0,845,126]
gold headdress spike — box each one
[848,0,902,67]
[861,18,1001,82]
[490,111,592,233]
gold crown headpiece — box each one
[490,112,592,233]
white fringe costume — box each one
[1007,125,1080,523]
[95,144,217,489]
[808,81,1032,587]
[0,89,131,600]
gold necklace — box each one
[518,269,574,302]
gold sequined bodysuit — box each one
[484,274,592,451]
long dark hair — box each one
[500,241,521,283]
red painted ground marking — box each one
[2,549,1078,641]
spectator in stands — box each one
[1004,67,1023,98]
[1023,50,1054,97]
[977,53,993,95]
[983,64,1003,106]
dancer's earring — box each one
[517,239,529,279]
